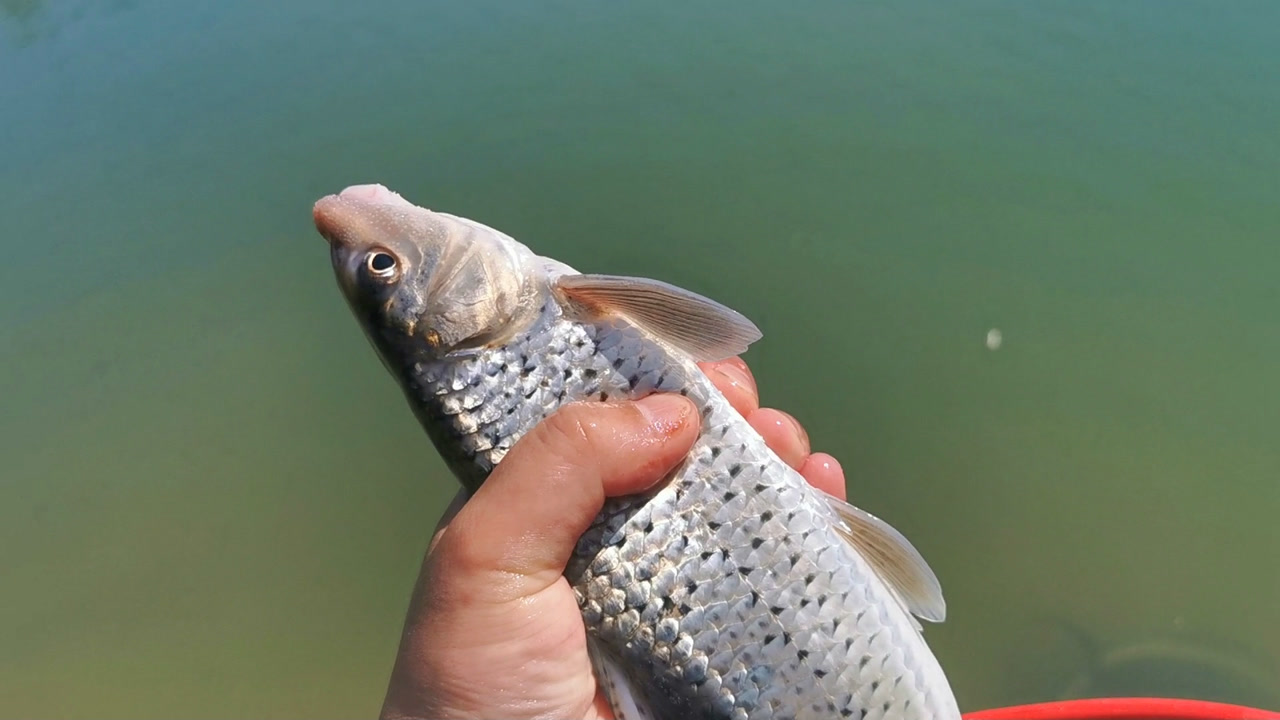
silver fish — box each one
[313,184,961,720]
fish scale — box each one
[313,185,961,720]
[403,300,956,719]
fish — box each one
[312,183,961,720]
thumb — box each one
[429,393,699,604]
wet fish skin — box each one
[314,184,961,720]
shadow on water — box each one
[0,0,41,43]
[0,0,132,47]
[1006,617,1279,709]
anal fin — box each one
[826,494,947,627]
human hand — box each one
[379,357,849,720]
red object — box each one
[963,697,1280,720]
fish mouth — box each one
[312,183,415,247]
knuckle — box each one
[535,402,604,453]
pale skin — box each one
[380,357,850,720]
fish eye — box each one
[365,250,398,280]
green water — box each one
[2,1,1278,716]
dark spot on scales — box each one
[583,368,597,378]
[764,632,775,643]
[750,537,764,549]
[800,598,811,609]
[613,358,625,369]
[737,566,752,576]
[769,605,784,615]
[722,491,736,502]
[753,483,767,492]
[790,553,802,567]
[805,573,816,585]
[814,669,828,679]
[628,375,640,389]
[563,368,572,379]
[700,550,715,560]
[797,649,809,660]
[707,521,721,531]
[686,581,698,593]
[728,463,742,477]
[679,603,692,614]
[599,392,609,401]
[845,638,854,650]
[710,446,721,458]
[760,511,773,522]
[749,590,760,606]
[643,520,654,532]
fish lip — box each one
[312,194,345,247]
[313,184,415,247]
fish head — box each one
[313,184,546,363]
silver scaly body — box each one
[313,185,961,720]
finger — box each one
[746,407,810,471]
[698,357,758,417]
[431,394,699,604]
[800,452,847,501]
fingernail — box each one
[714,362,755,396]
[636,393,693,433]
[782,412,810,454]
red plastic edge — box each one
[963,697,1280,720]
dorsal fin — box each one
[555,273,762,362]
[826,495,946,628]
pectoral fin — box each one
[588,639,658,720]
[555,273,762,362]
[827,495,947,626]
